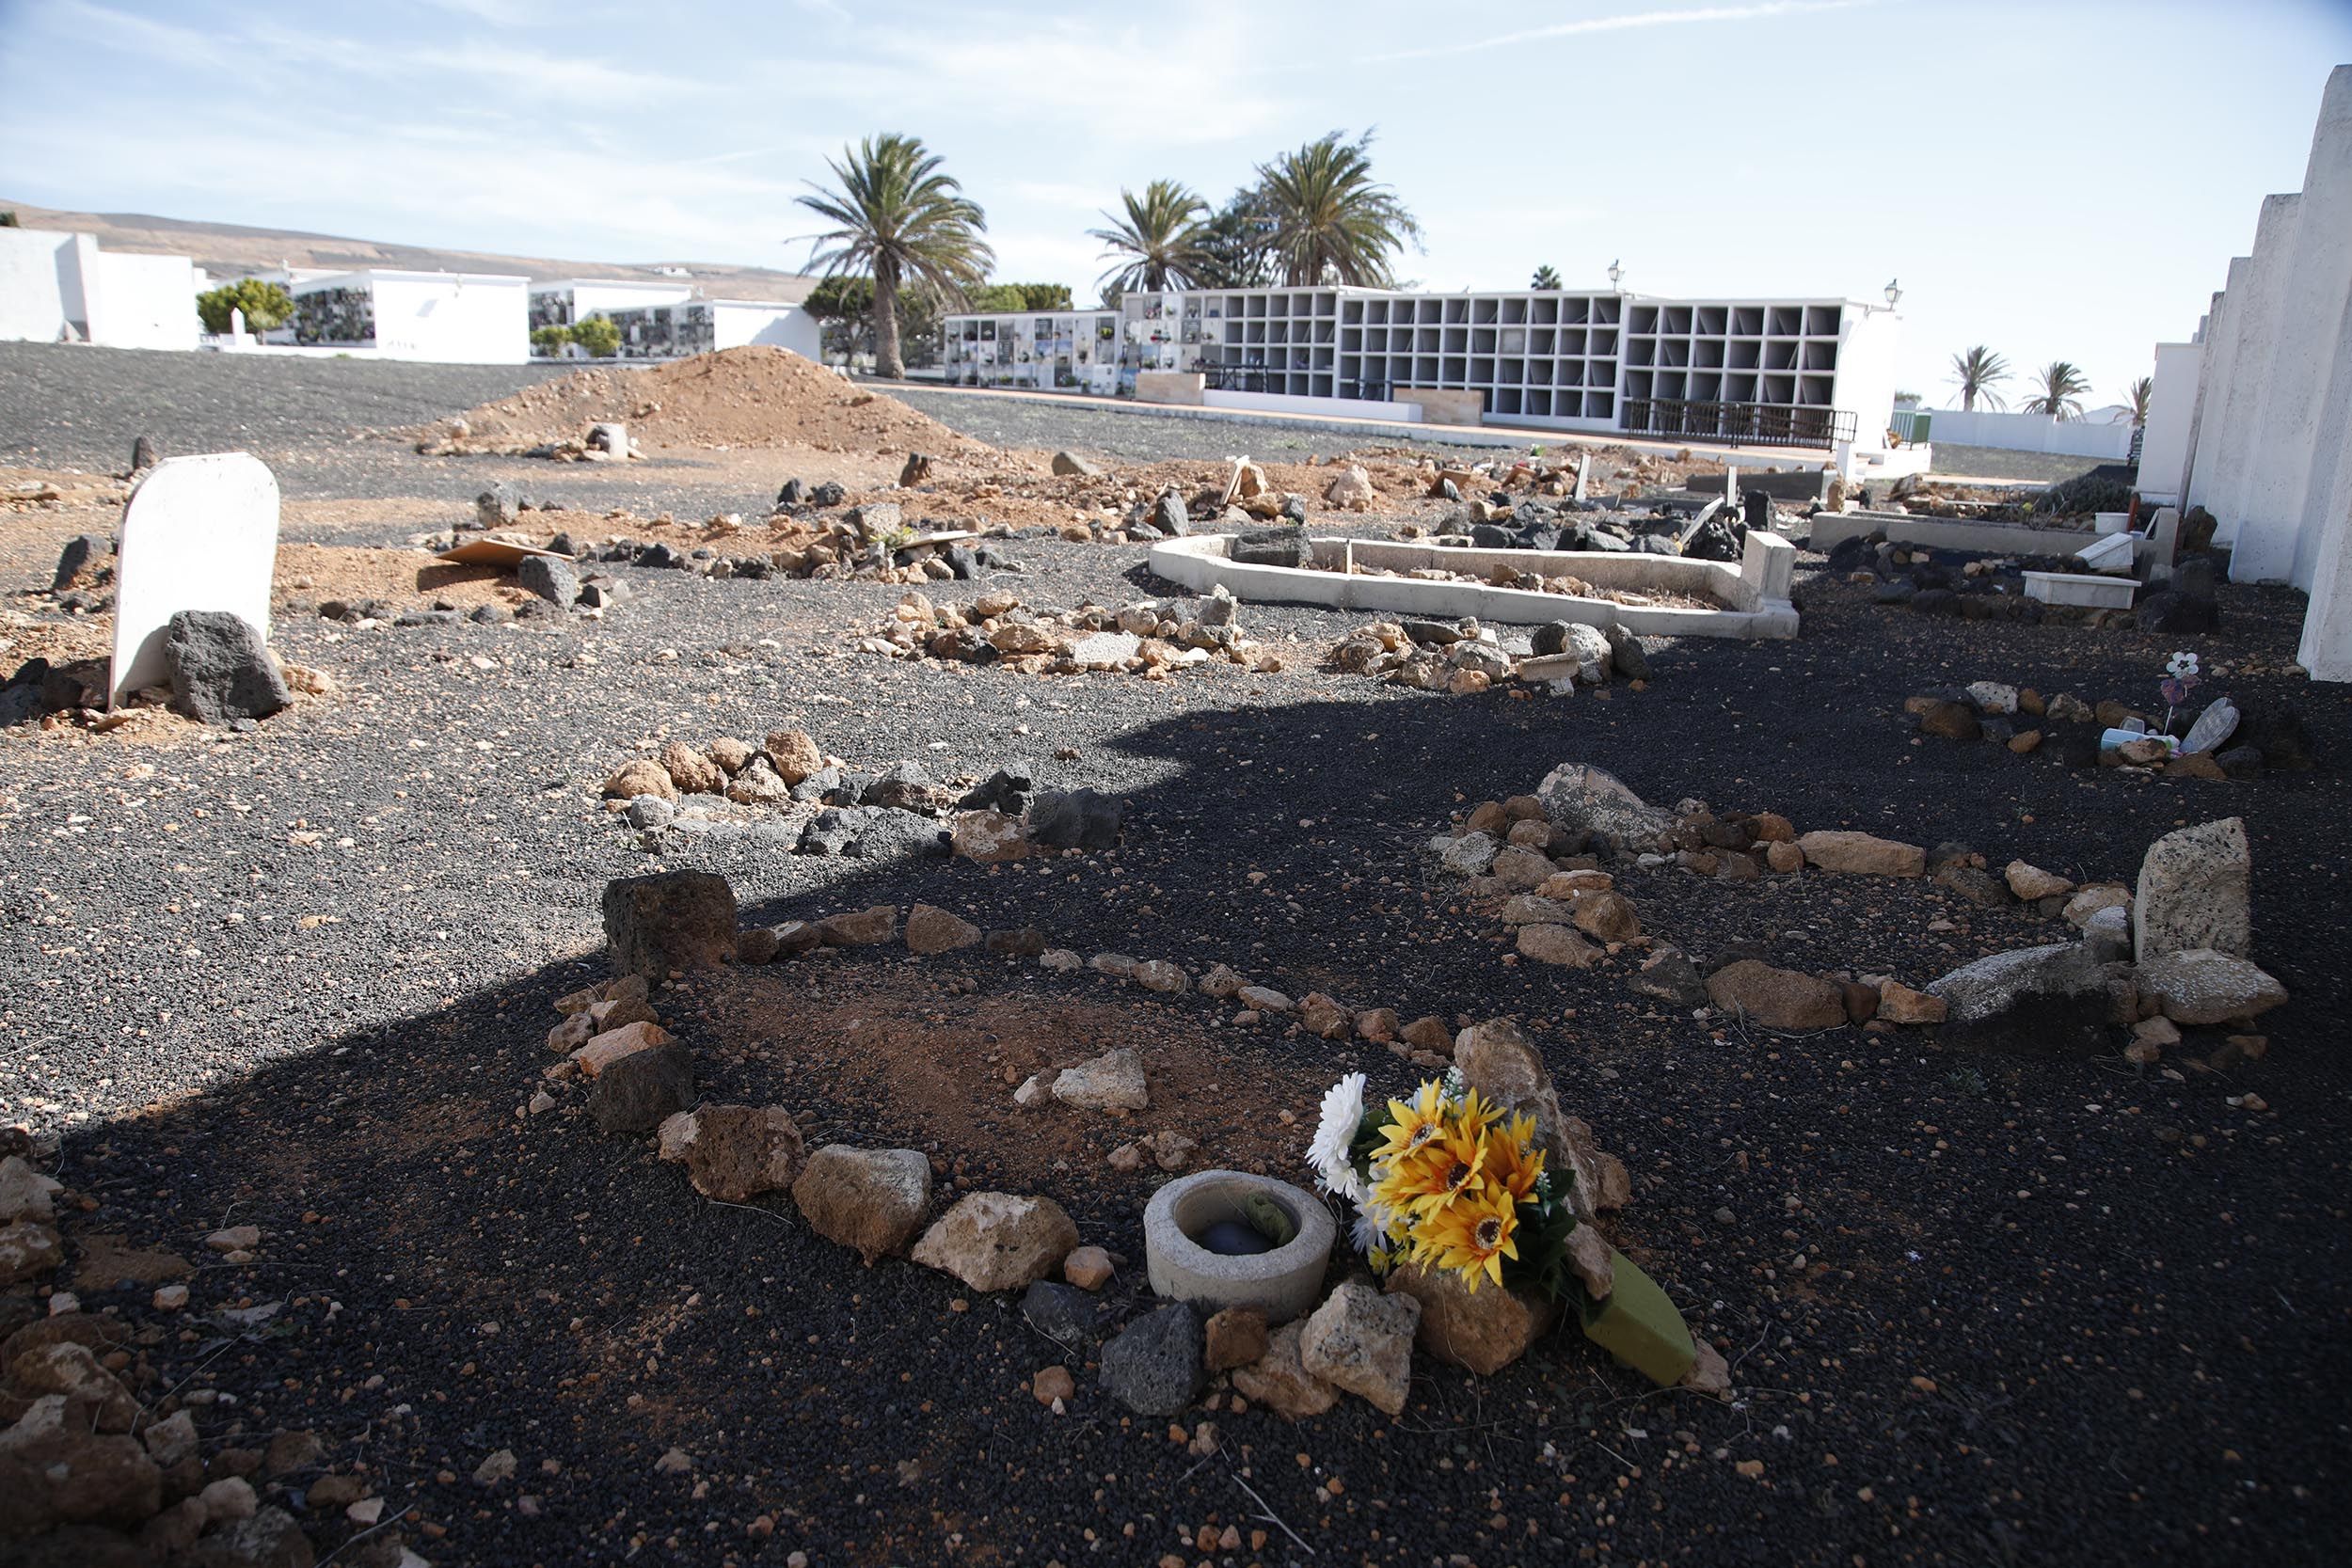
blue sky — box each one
[2,0,2347,405]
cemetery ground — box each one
[0,341,2348,1567]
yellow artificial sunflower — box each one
[1486,1114,1547,1204]
[1370,1080,1449,1164]
[1448,1086,1503,1138]
[1375,1122,1490,1222]
[1419,1183,1520,1291]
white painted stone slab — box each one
[109,453,280,707]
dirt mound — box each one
[442,347,993,458]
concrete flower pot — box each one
[1143,1170,1335,1324]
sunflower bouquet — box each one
[1306,1069,1584,1299]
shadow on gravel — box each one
[48,570,2352,1565]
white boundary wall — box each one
[371,274,527,362]
[0,227,197,349]
[0,229,79,342]
[709,301,820,359]
[1920,407,2136,459]
[87,249,198,351]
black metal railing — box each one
[1201,364,1277,394]
[1620,398,1856,450]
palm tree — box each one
[1948,345,2010,412]
[1531,264,1563,291]
[2126,375,2154,426]
[1255,130,1423,288]
[795,133,993,379]
[2021,360,2091,421]
[1089,180,1211,298]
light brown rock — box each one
[1401,1015,1454,1053]
[1570,890,1642,942]
[682,1105,805,1203]
[1517,923,1599,967]
[952,809,1028,863]
[1876,979,1948,1025]
[818,905,898,946]
[1797,831,1925,878]
[1299,1282,1420,1416]
[1298,993,1354,1039]
[1052,1048,1149,1112]
[904,904,982,955]
[1706,960,1846,1029]
[1204,1306,1270,1372]
[602,758,675,802]
[2134,816,2251,961]
[660,741,723,795]
[2004,861,2075,901]
[910,1192,1078,1292]
[572,1021,674,1077]
[790,1146,931,1265]
[1384,1261,1557,1375]
[1062,1245,1113,1291]
[1489,846,1555,890]
[2136,948,2287,1024]
[1231,1323,1339,1418]
[762,729,824,785]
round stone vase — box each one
[1143,1170,1335,1324]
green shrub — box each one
[570,315,621,357]
[2037,472,2134,516]
[531,324,573,353]
[196,278,294,336]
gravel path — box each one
[0,341,578,480]
[1927,443,2117,484]
[1,345,2345,1567]
[887,384,1514,466]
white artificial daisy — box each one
[2167,651,2200,678]
[1307,1071,1368,1200]
[1351,1200,1400,1258]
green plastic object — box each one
[1579,1248,1696,1387]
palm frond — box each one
[1255,130,1422,288]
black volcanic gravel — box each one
[3,345,2349,1567]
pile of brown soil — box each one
[274,543,532,614]
[687,963,1330,1202]
[438,347,994,458]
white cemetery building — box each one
[939,280,1909,472]
[941,307,1124,395]
[281,269,530,362]
[2136,65,2352,677]
[0,226,199,351]
[597,297,821,361]
[527,279,695,351]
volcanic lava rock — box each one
[164,610,290,726]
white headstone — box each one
[109,453,279,707]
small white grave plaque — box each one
[109,452,279,707]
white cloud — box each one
[1361,0,1877,64]
[36,1,234,69]
[1010,182,1114,212]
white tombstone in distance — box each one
[109,452,280,708]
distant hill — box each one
[0,199,817,305]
